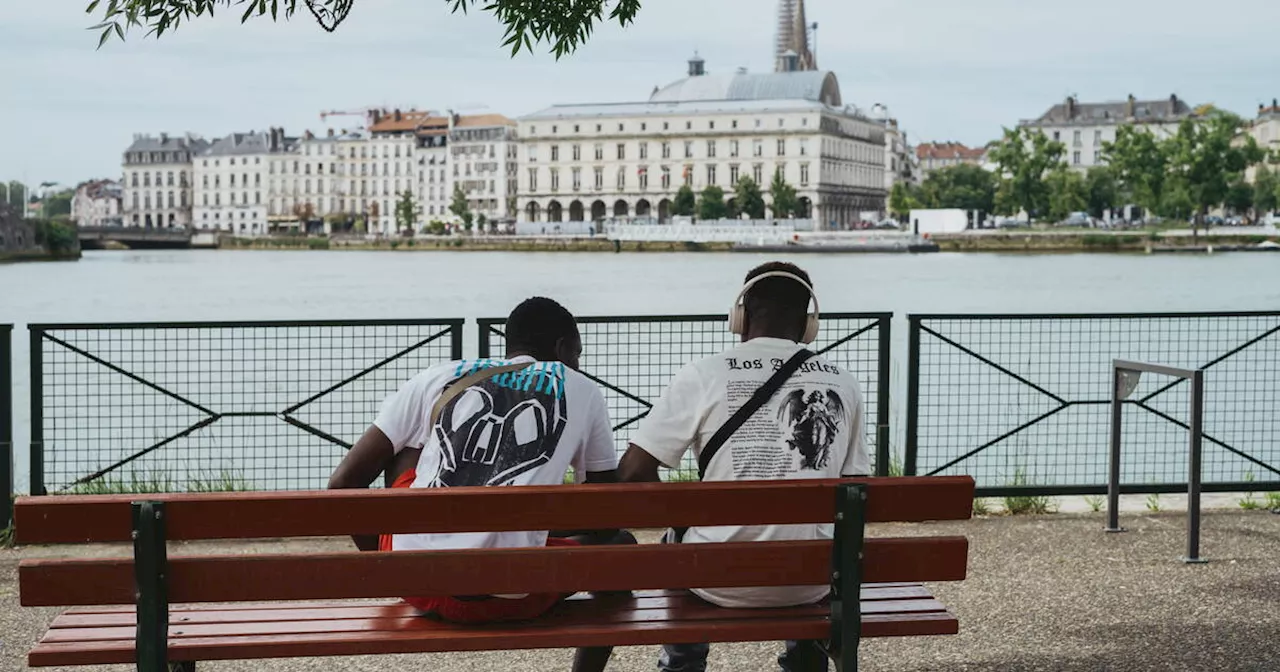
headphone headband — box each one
[729,270,821,343]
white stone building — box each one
[1018,94,1195,170]
[879,116,916,191]
[1246,99,1280,183]
[517,58,885,227]
[366,110,422,234]
[72,179,122,227]
[122,133,207,228]
[915,142,988,179]
[450,114,518,225]
[193,130,282,234]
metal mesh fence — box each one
[29,320,463,494]
[478,313,891,479]
[906,312,1280,495]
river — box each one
[2,250,1278,493]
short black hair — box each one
[742,261,813,333]
[505,297,579,360]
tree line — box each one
[890,110,1275,228]
[671,169,804,221]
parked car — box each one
[877,218,900,230]
[1058,212,1091,227]
[1225,215,1245,226]
[1205,215,1225,227]
[997,218,1029,229]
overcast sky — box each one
[3,0,1278,186]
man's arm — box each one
[329,425,397,551]
[618,445,662,483]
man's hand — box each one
[618,444,662,483]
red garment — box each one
[380,468,579,623]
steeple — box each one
[775,0,817,72]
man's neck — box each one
[742,329,799,343]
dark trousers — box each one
[657,529,829,672]
[659,640,829,672]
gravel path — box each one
[3,509,1278,672]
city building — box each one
[193,130,285,234]
[774,0,817,73]
[1246,99,1280,182]
[517,56,885,227]
[1018,94,1195,169]
[121,133,207,228]
[876,113,916,191]
[71,179,122,227]
[915,141,987,178]
[416,116,451,221]
[367,110,424,233]
[450,113,518,226]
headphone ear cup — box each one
[802,314,819,344]
[729,306,745,335]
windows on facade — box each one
[684,141,693,158]
[753,140,764,157]
[661,166,671,189]
[594,144,604,160]
[800,163,810,186]
[752,163,763,184]
[707,140,716,158]
[638,167,649,190]
[594,167,604,190]
[551,145,559,161]
[617,143,626,160]
[706,164,716,185]
[572,167,582,190]
[639,142,648,160]
[729,164,740,185]
[530,168,539,191]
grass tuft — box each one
[0,522,13,548]
[1145,493,1161,512]
[972,498,992,516]
[1084,494,1105,512]
[1266,491,1280,511]
[65,470,250,495]
[1002,468,1057,515]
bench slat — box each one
[50,586,938,627]
[21,537,968,607]
[41,599,949,642]
[14,477,975,544]
[30,612,958,667]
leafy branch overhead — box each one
[85,0,642,57]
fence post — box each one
[1,325,11,529]
[875,315,892,477]
[1106,365,1124,533]
[904,316,921,477]
[449,319,464,361]
[1184,369,1206,563]
[477,319,492,359]
[28,326,45,496]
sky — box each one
[3,0,1278,187]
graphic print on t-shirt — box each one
[427,361,568,488]
[776,389,848,471]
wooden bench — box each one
[17,476,974,672]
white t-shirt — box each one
[631,337,870,608]
[375,355,617,555]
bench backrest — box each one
[18,476,974,608]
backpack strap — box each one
[430,361,531,428]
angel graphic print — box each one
[630,336,869,608]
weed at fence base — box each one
[65,469,251,495]
[1002,468,1058,515]
[1084,495,1105,512]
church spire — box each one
[775,0,817,72]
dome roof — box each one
[649,71,842,107]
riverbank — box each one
[929,229,1280,253]
[210,230,1280,254]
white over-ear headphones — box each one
[728,271,821,344]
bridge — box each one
[78,226,192,250]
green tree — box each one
[1101,125,1169,216]
[1164,112,1264,237]
[733,175,766,219]
[888,182,920,221]
[1161,179,1195,222]
[768,168,799,218]
[88,0,641,57]
[672,184,696,217]
[394,190,418,233]
[1254,166,1279,216]
[697,185,728,220]
[986,127,1065,221]
[448,184,473,230]
[1084,166,1119,219]
[917,164,996,213]
[1225,179,1253,215]
[43,190,74,218]
[3,181,30,211]
[1044,166,1088,222]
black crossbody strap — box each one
[697,348,815,480]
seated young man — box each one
[617,262,870,672]
[329,297,630,671]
